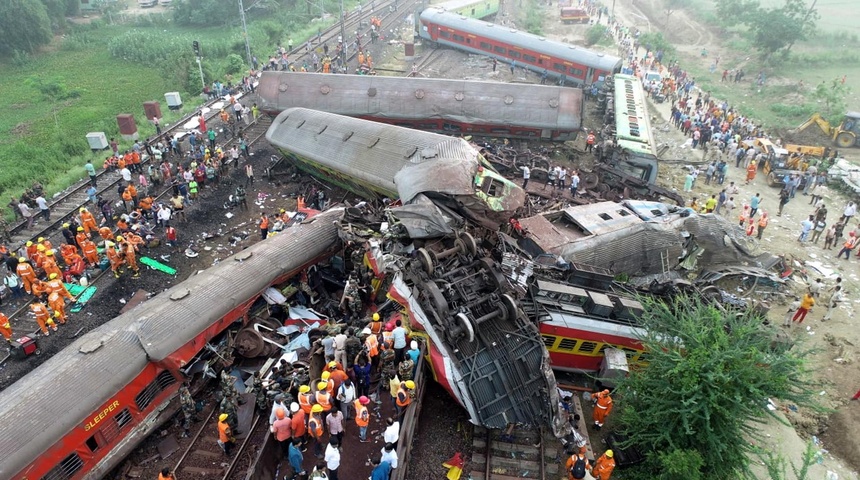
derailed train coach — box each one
[256,72,585,141]
[266,107,526,228]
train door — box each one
[541,129,552,139]
[585,67,595,86]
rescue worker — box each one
[61,223,76,246]
[31,279,50,299]
[395,380,415,418]
[398,356,415,382]
[38,236,53,251]
[253,372,268,413]
[25,240,38,260]
[321,370,335,396]
[79,207,98,235]
[48,291,68,324]
[221,369,240,399]
[31,301,55,335]
[16,257,36,294]
[220,391,240,434]
[315,380,333,414]
[46,272,72,298]
[757,212,769,240]
[63,252,86,281]
[81,238,99,266]
[179,382,197,438]
[106,241,124,278]
[1,312,12,345]
[260,213,270,240]
[75,227,89,249]
[591,389,613,430]
[217,413,236,456]
[369,312,383,335]
[566,450,591,480]
[363,327,379,368]
[308,404,326,458]
[42,250,62,279]
[591,449,616,480]
[158,467,176,480]
[60,243,78,265]
[585,131,596,152]
[290,402,307,450]
[32,244,47,269]
[121,236,141,277]
[98,225,114,244]
[354,395,371,442]
[271,407,293,457]
[298,384,314,414]
[343,277,362,320]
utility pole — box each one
[340,0,348,71]
[193,41,205,91]
[238,0,253,67]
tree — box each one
[614,296,819,479]
[713,0,760,28]
[663,0,690,25]
[747,0,819,58]
[173,0,233,26]
[0,0,53,55]
[811,78,851,119]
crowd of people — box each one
[174,242,421,480]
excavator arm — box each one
[794,113,832,136]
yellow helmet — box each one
[46,318,56,326]
[321,371,330,380]
[38,237,45,243]
[605,450,614,458]
[317,381,328,391]
[62,223,70,228]
[116,236,124,242]
[37,245,46,252]
[372,313,380,321]
[46,249,54,256]
[105,241,115,248]
[311,404,323,413]
[19,257,27,263]
[219,413,229,422]
[328,361,338,369]
[405,380,416,389]
[80,207,88,213]
[77,227,84,232]
[26,241,33,247]
[49,273,58,280]
[54,311,62,318]
[299,385,311,393]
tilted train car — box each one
[0,210,341,480]
[431,0,500,19]
[256,71,584,141]
[418,8,622,87]
[266,107,525,228]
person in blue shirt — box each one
[288,438,305,479]
[370,456,391,480]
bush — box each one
[584,25,607,46]
[225,53,245,75]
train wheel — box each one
[423,280,450,319]
[459,232,478,256]
[235,328,266,358]
[501,294,519,322]
[417,248,435,275]
[455,312,476,343]
[835,131,856,148]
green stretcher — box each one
[140,256,177,275]
[64,282,98,313]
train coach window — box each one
[115,407,133,428]
[558,338,578,351]
[523,54,537,63]
[569,67,584,77]
[494,46,506,54]
[578,341,598,354]
[439,30,451,38]
[554,63,566,72]
[452,34,465,42]
[542,335,557,347]
[85,435,101,453]
[508,50,521,59]
[480,41,492,50]
[481,177,505,196]
[41,453,84,480]
[134,371,177,411]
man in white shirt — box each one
[383,417,400,447]
[334,331,348,369]
[381,443,398,469]
[337,379,356,420]
[324,438,341,480]
[569,171,580,197]
[521,166,530,189]
[35,195,50,221]
[121,166,132,183]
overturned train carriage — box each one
[256,72,584,141]
[266,107,525,228]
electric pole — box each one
[340,0,348,71]
[193,40,205,91]
[238,0,253,67]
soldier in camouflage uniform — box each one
[220,391,240,434]
[344,329,362,368]
[179,382,197,438]
[221,370,239,399]
[253,372,268,413]
[343,275,363,321]
[377,343,397,401]
[397,357,414,382]
[350,242,366,275]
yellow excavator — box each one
[794,112,860,148]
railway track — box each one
[0,113,272,365]
[471,425,563,480]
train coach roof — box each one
[421,8,622,72]
[257,72,583,131]
[267,107,484,203]
[0,315,148,478]
[134,208,342,362]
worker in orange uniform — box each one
[591,389,613,430]
[32,244,47,269]
[79,208,98,234]
[31,301,55,335]
[45,272,73,300]
[566,450,591,480]
[16,257,37,294]
[106,241,125,278]
[42,250,62,279]
[745,161,757,184]
[48,292,68,324]
[757,212,769,240]
[64,252,86,280]
[126,231,145,251]
[298,385,314,415]
[354,395,371,442]
[122,186,134,213]
[25,241,37,260]
[31,279,49,299]
[259,213,270,241]
[585,131,596,152]
[308,404,326,457]
[38,236,53,251]
[81,239,99,266]
[75,227,89,248]
[217,413,236,456]
[315,381,333,414]
[290,402,307,450]
[158,467,176,480]
[320,370,335,396]
[395,380,415,418]
[60,243,78,265]
[591,449,616,480]
[98,226,114,243]
[0,312,12,345]
[120,237,140,278]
